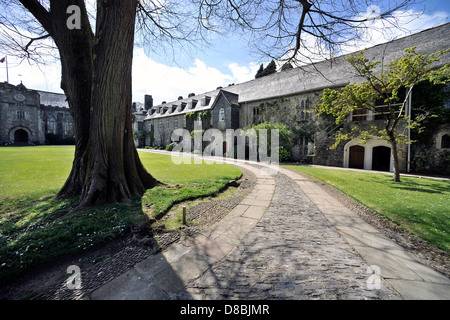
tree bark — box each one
[75,0,158,208]
[389,132,401,182]
[49,0,94,197]
[20,0,158,207]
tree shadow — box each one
[0,192,195,300]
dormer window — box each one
[178,102,187,112]
[201,96,211,106]
[188,100,197,109]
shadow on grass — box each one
[0,178,239,298]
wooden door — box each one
[349,145,365,169]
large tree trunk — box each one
[28,0,159,207]
[76,0,158,208]
[49,0,94,197]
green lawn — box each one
[284,165,450,253]
[0,146,241,283]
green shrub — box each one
[165,142,177,151]
[279,146,292,162]
[413,149,450,175]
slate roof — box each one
[37,90,69,108]
[145,22,450,121]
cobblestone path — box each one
[182,169,402,300]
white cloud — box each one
[342,9,450,54]
[283,9,449,64]
[228,62,259,84]
[132,48,257,104]
[1,56,63,93]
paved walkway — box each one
[90,151,450,300]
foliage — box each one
[409,79,450,146]
[278,146,292,162]
[412,149,450,175]
[281,62,293,71]
[133,130,147,141]
[285,165,450,252]
[316,47,450,147]
[244,121,292,147]
[165,142,178,151]
[255,60,277,78]
[315,47,450,181]
[255,64,264,78]
[190,130,205,139]
[133,129,148,148]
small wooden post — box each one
[182,206,187,225]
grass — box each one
[284,165,450,253]
[0,146,241,284]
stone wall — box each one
[240,92,322,161]
[0,83,44,144]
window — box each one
[64,120,73,136]
[174,118,179,128]
[219,108,225,122]
[442,134,450,149]
[201,96,211,106]
[300,101,305,120]
[299,100,310,121]
[305,100,310,120]
[17,111,25,119]
[352,107,367,122]
[16,102,24,107]
[253,107,260,124]
[47,117,56,134]
[374,105,390,120]
[444,84,450,109]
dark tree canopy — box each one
[255,60,277,78]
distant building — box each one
[137,22,450,173]
[0,82,73,145]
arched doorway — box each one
[349,145,365,169]
[14,129,29,143]
[372,146,391,171]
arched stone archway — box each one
[344,138,393,172]
[9,127,32,144]
[14,129,29,143]
[372,146,391,171]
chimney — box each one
[144,95,153,110]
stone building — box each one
[0,82,73,145]
[138,22,450,173]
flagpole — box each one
[5,56,9,83]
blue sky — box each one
[1,1,449,105]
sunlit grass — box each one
[0,146,241,284]
[284,165,450,252]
